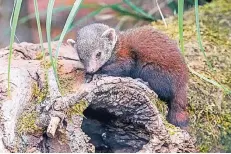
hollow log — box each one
[0,42,195,152]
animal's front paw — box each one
[85,74,109,83]
[92,74,108,80]
[167,110,189,130]
[135,78,149,86]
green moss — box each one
[31,80,48,104]
[17,111,43,135]
[35,52,44,60]
[152,99,168,117]
[17,65,49,135]
[59,76,76,95]
[32,59,50,103]
[40,59,52,70]
[67,99,88,118]
[163,117,178,136]
[152,99,179,135]
[152,0,231,152]
[17,80,47,134]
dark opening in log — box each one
[82,105,150,153]
[77,76,158,153]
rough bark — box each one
[0,42,195,152]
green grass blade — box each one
[34,0,45,59]
[53,8,102,41]
[53,2,152,41]
[4,6,75,38]
[19,3,101,25]
[54,0,83,62]
[123,0,155,20]
[194,0,213,70]
[185,0,194,5]
[110,3,155,21]
[6,2,153,38]
[8,0,22,96]
[19,6,72,25]
[3,6,72,37]
[167,1,178,13]
[178,0,184,55]
[188,67,231,94]
[46,0,59,86]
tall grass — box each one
[123,0,154,20]
[188,1,230,93]
[15,2,155,41]
[47,0,83,88]
[53,8,102,41]
[178,0,184,55]
[34,0,45,59]
[194,0,213,70]
[7,0,22,96]
[188,67,231,94]
[46,0,58,86]
[53,2,155,40]
[18,6,72,25]
[54,0,83,64]
[176,0,229,93]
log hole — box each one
[81,104,150,153]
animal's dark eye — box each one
[96,52,101,58]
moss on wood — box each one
[66,99,88,119]
[17,111,43,135]
[17,70,48,135]
[152,0,231,152]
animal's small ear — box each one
[67,39,76,47]
[101,28,117,42]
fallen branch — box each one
[0,42,196,152]
[39,72,196,152]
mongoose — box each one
[68,23,189,128]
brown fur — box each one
[110,26,189,128]
[75,24,189,128]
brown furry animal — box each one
[68,23,189,128]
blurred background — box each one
[0,0,212,48]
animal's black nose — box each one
[85,73,93,83]
[85,72,94,76]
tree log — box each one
[0,42,195,152]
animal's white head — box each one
[69,23,117,74]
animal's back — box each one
[120,26,186,75]
[116,26,188,127]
